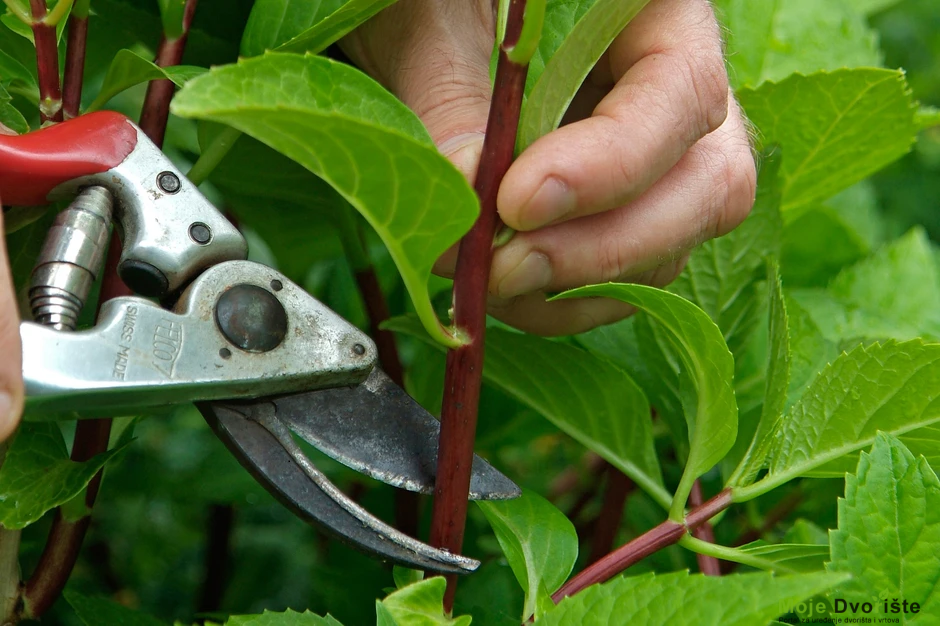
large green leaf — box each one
[385,316,668,508]
[0,81,27,133]
[0,423,125,529]
[477,489,577,621]
[554,284,736,520]
[272,0,400,56]
[87,49,206,112]
[729,262,790,488]
[737,542,829,573]
[241,0,346,56]
[65,591,167,626]
[518,0,650,151]
[172,53,479,347]
[714,0,881,89]
[783,295,840,410]
[828,434,940,621]
[740,69,919,215]
[198,125,347,282]
[538,571,845,626]
[736,341,940,500]
[379,577,471,626]
[790,229,940,344]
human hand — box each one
[0,125,24,441]
[342,0,757,335]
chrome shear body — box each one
[3,112,518,574]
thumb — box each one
[0,206,24,443]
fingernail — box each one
[497,252,552,298]
[518,177,577,229]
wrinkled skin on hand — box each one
[342,0,757,335]
[0,123,24,442]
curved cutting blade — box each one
[272,368,520,500]
[200,400,479,574]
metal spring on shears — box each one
[29,186,113,330]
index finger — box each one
[497,0,729,231]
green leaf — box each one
[157,0,186,39]
[172,53,478,347]
[88,49,206,112]
[0,423,124,529]
[729,262,790,488]
[375,601,397,626]
[241,0,346,56]
[740,69,919,215]
[385,317,669,509]
[538,571,846,626]
[0,81,27,133]
[714,0,881,89]
[917,106,940,130]
[737,542,830,573]
[790,229,940,343]
[553,284,736,520]
[0,46,35,88]
[65,591,167,626]
[847,0,903,14]
[274,0,400,56]
[518,0,650,151]
[784,519,830,546]
[783,295,840,409]
[735,340,940,500]
[477,489,577,621]
[392,566,423,591]
[670,151,783,356]
[828,433,940,619]
[197,126,346,282]
[225,609,343,625]
[380,577,472,626]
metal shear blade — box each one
[271,368,520,501]
[202,399,480,574]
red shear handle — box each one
[0,111,138,206]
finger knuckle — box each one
[707,138,758,239]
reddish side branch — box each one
[552,489,733,602]
[138,0,199,146]
[62,15,89,119]
[430,0,530,610]
[29,0,62,124]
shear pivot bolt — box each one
[215,284,288,353]
[157,171,181,194]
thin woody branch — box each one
[551,489,733,603]
[429,0,531,611]
[28,0,62,123]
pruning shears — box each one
[0,111,519,574]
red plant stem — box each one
[587,466,633,564]
[354,268,405,387]
[429,0,529,611]
[29,0,62,124]
[138,0,198,147]
[689,480,721,576]
[552,489,733,602]
[62,15,89,119]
